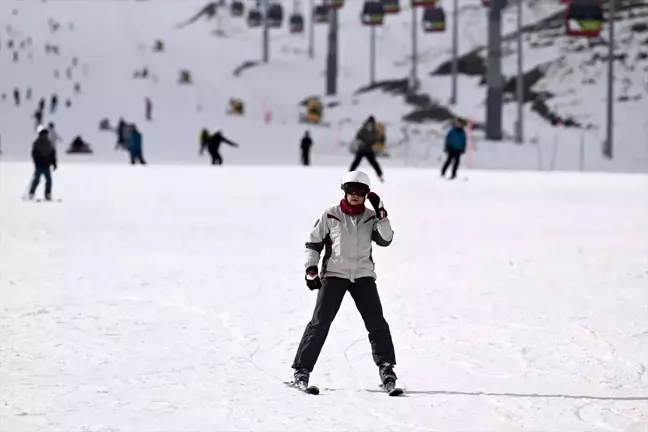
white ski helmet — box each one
[341,170,371,191]
[36,124,47,134]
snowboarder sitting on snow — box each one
[28,124,57,200]
[200,128,239,165]
[349,116,384,182]
[291,170,397,390]
[126,124,146,165]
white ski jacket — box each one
[305,204,394,281]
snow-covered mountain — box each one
[0,0,646,171]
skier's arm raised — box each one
[367,192,393,247]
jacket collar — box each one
[340,199,365,216]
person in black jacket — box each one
[28,125,57,200]
[300,131,313,166]
[349,116,384,182]
[200,128,239,165]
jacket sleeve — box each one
[223,135,238,146]
[372,217,393,247]
[304,211,329,269]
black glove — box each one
[367,192,387,220]
[52,164,57,171]
[305,266,322,290]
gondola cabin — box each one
[247,9,263,27]
[267,3,284,28]
[330,0,345,10]
[381,0,400,14]
[482,0,509,7]
[313,4,329,23]
[411,0,435,8]
[230,0,244,17]
[289,13,304,33]
[565,0,603,37]
[228,98,245,115]
[423,6,445,32]
[362,1,384,26]
[304,97,323,123]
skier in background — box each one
[300,131,313,166]
[126,124,146,165]
[145,97,152,121]
[200,128,239,165]
[50,94,58,114]
[115,118,127,150]
[440,118,467,180]
[32,108,43,130]
[13,87,20,106]
[290,170,398,391]
[48,122,62,148]
[28,125,57,201]
[349,116,384,182]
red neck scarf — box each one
[340,199,365,215]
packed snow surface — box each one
[1,162,647,431]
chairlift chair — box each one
[267,3,284,28]
[423,6,446,33]
[289,13,304,33]
[313,4,329,23]
[411,0,435,8]
[565,0,603,37]
[362,1,384,26]
[482,0,510,7]
[247,9,263,27]
[381,0,400,14]
[230,0,245,17]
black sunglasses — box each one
[345,186,369,197]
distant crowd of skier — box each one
[24,114,467,201]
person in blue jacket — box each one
[126,123,146,165]
[441,118,467,179]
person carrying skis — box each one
[201,128,239,165]
[300,131,313,166]
[349,116,384,182]
[441,118,467,180]
[291,170,398,391]
[28,125,57,200]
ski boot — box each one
[379,362,402,395]
[293,368,310,388]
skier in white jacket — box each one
[291,170,397,390]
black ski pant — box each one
[129,150,146,165]
[301,149,310,166]
[292,276,396,372]
[441,149,462,178]
[350,151,383,177]
[29,166,52,197]
[210,151,222,165]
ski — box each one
[380,382,404,397]
[284,381,320,395]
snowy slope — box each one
[1,162,647,431]
[0,0,646,171]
